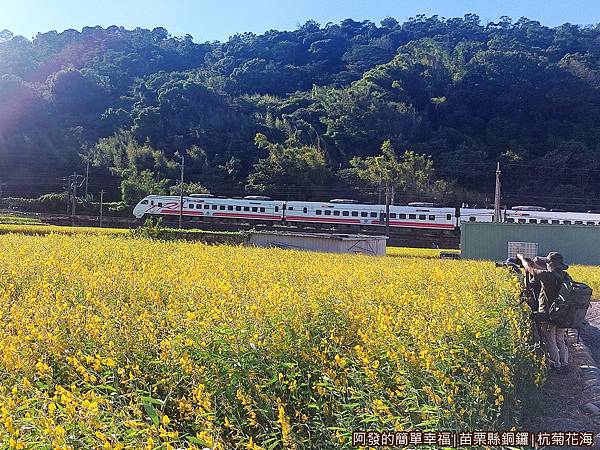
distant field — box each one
[0,223,127,236]
[387,246,456,258]
[0,214,44,225]
[570,266,600,299]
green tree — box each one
[246,133,333,199]
[168,181,209,196]
[120,170,168,205]
[340,140,450,202]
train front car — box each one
[133,194,285,225]
[133,195,176,219]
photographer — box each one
[517,252,571,374]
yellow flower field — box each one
[570,266,600,298]
[0,234,542,449]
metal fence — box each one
[461,222,600,265]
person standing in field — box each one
[517,252,571,374]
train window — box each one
[540,219,548,224]
[518,219,526,223]
[587,221,596,225]
[275,206,279,212]
[324,210,331,216]
[212,205,218,210]
[333,210,340,216]
[303,207,307,213]
[236,206,241,211]
[244,206,250,211]
[506,218,514,223]
[409,214,416,220]
[390,213,396,219]
[351,211,358,217]
[419,214,426,220]
[575,221,583,225]
[400,214,406,219]
[157,202,163,207]
[529,219,537,224]
[551,220,559,224]
[316,210,322,215]
[260,207,265,212]
[150,200,154,205]
[370,212,377,218]
[429,215,435,221]
[361,212,368,217]
[446,214,452,221]
[342,211,349,216]
[288,206,293,210]
[204,204,210,209]
[469,217,476,222]
[141,200,149,205]
[252,207,258,212]
[563,220,571,224]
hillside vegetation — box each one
[1,15,600,207]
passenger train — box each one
[132,194,600,231]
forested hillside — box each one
[2,15,600,208]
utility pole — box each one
[85,159,90,197]
[385,181,391,237]
[493,162,502,223]
[68,173,85,223]
[378,170,383,205]
[99,190,104,228]
[176,152,185,229]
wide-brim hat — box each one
[537,252,569,270]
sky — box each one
[3,0,600,42]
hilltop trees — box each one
[0,15,600,207]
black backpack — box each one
[548,272,592,329]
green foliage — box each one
[129,217,247,243]
[341,140,451,202]
[246,133,333,199]
[130,217,166,239]
[168,181,209,196]
[120,170,168,205]
[1,16,600,207]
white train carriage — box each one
[284,200,456,230]
[505,209,600,225]
[459,208,495,223]
[133,195,284,221]
[458,206,600,225]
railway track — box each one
[9,212,460,248]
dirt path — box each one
[580,303,600,364]
[522,303,600,449]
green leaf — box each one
[140,395,163,405]
[143,402,160,427]
[186,436,209,445]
